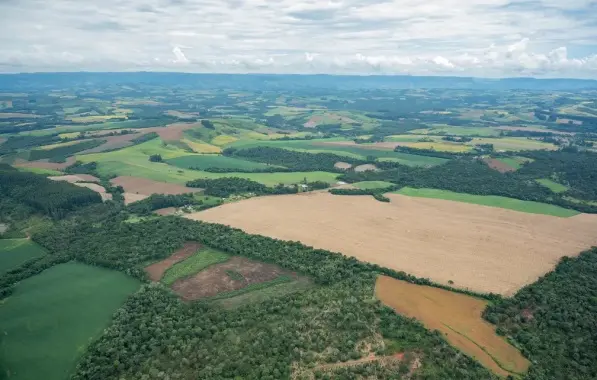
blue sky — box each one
[1,0,596,78]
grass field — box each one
[537,178,569,193]
[214,277,313,309]
[353,181,395,190]
[37,140,88,150]
[181,138,222,153]
[396,187,578,217]
[79,139,338,186]
[0,239,47,275]
[161,248,230,285]
[469,137,556,151]
[16,167,63,176]
[376,275,529,377]
[166,155,274,171]
[409,126,501,137]
[206,275,294,301]
[0,262,140,380]
[495,156,531,170]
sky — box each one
[1,0,597,78]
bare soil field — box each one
[122,193,149,205]
[187,192,597,295]
[334,161,352,170]
[13,156,76,170]
[49,174,100,183]
[354,164,379,172]
[376,275,529,376]
[483,158,515,173]
[110,176,202,196]
[75,183,112,201]
[155,207,177,216]
[151,122,201,142]
[145,242,202,281]
[171,256,291,300]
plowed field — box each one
[186,192,597,294]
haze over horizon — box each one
[1,0,597,79]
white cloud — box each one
[0,0,596,77]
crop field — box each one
[145,242,202,281]
[536,178,569,193]
[214,277,312,309]
[0,262,140,380]
[181,138,222,153]
[110,176,203,196]
[16,166,63,176]
[170,256,299,301]
[0,239,47,275]
[494,156,531,170]
[375,276,529,376]
[187,191,597,294]
[161,247,230,285]
[409,126,501,137]
[13,156,76,171]
[469,137,557,151]
[395,187,578,217]
[166,155,272,171]
[353,181,395,190]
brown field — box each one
[75,183,112,201]
[334,161,352,170]
[354,164,378,172]
[171,256,291,301]
[187,192,597,295]
[48,174,100,183]
[376,275,529,376]
[13,156,76,171]
[145,242,202,281]
[153,122,201,142]
[110,176,202,196]
[0,112,40,119]
[483,158,515,173]
[155,207,177,216]
[123,193,149,205]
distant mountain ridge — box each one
[1,72,596,91]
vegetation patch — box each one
[536,178,569,193]
[161,247,230,285]
[144,242,202,281]
[0,239,47,276]
[376,275,529,377]
[353,181,396,190]
[395,187,578,217]
[0,262,140,380]
[166,154,273,171]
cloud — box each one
[0,0,596,77]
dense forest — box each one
[127,194,199,215]
[484,248,597,380]
[0,166,102,218]
[223,146,365,172]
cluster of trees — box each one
[127,194,198,215]
[0,166,102,218]
[28,139,105,161]
[340,158,597,213]
[484,248,597,380]
[186,177,327,197]
[223,146,365,172]
[0,134,60,154]
[149,154,163,162]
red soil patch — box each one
[483,158,515,173]
[171,256,292,301]
[145,242,201,281]
[110,176,202,196]
[151,122,201,142]
[13,156,76,170]
[155,207,177,216]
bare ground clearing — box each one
[110,176,202,196]
[13,157,75,170]
[152,122,201,141]
[48,174,100,183]
[171,256,293,301]
[155,207,177,216]
[334,161,352,170]
[483,158,515,173]
[145,242,202,281]
[354,164,379,172]
[122,193,149,205]
[187,192,597,295]
[75,183,112,201]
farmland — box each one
[0,239,47,275]
[376,275,530,377]
[161,247,229,285]
[0,262,140,380]
[166,154,274,171]
[188,191,597,294]
[395,187,579,217]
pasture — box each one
[187,191,597,294]
[0,262,140,380]
[0,239,47,275]
[395,187,578,217]
[167,155,274,171]
[376,276,529,377]
[536,178,569,193]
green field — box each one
[409,126,502,137]
[353,181,395,190]
[166,154,275,171]
[395,187,579,217]
[536,178,569,193]
[78,139,339,186]
[16,167,63,176]
[0,262,140,380]
[0,239,47,275]
[161,248,230,285]
[215,277,313,309]
[228,138,447,166]
[495,157,530,170]
[207,275,294,301]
